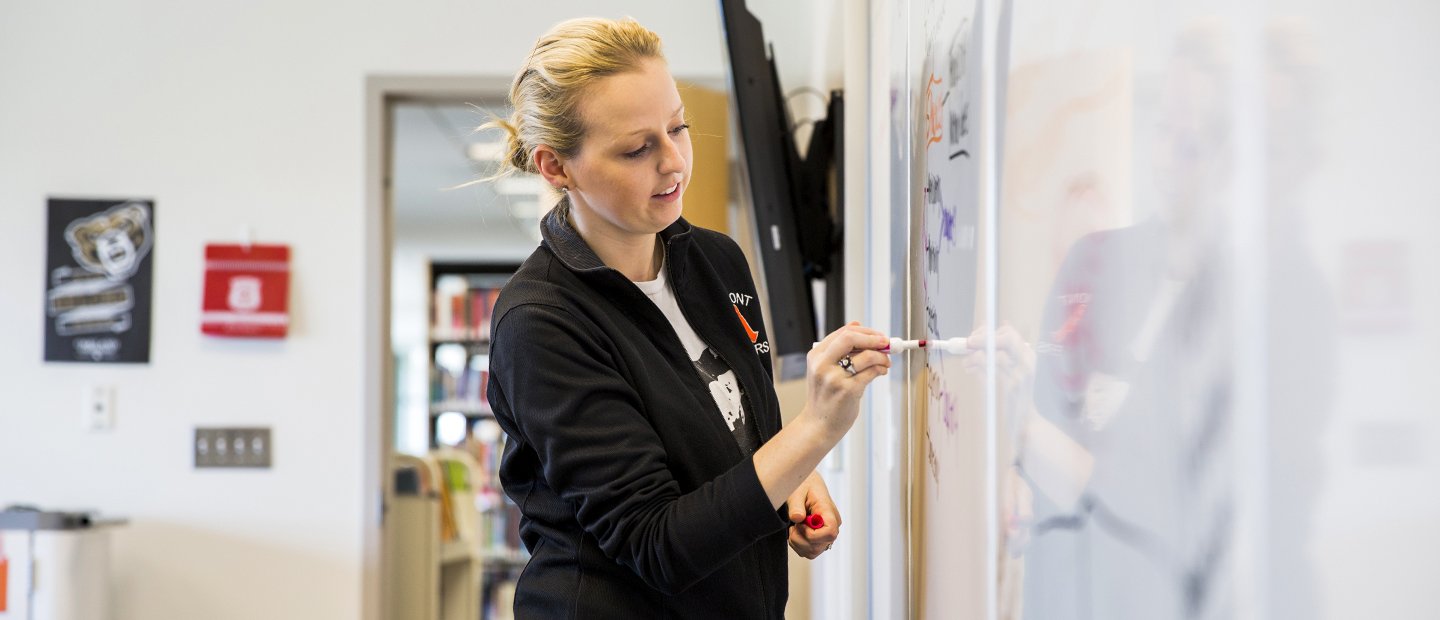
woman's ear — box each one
[533,145,573,192]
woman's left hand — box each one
[786,471,841,560]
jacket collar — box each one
[540,195,695,275]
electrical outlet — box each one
[83,385,114,432]
[194,427,272,469]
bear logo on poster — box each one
[46,201,153,338]
[65,202,153,280]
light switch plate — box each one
[83,385,114,432]
[194,427,272,468]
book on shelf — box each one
[432,284,503,342]
[434,452,480,545]
[430,357,489,412]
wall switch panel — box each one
[194,427,272,469]
[83,385,115,432]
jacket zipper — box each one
[664,242,774,617]
[664,242,761,448]
[663,239,780,617]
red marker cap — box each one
[805,514,825,529]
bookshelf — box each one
[426,261,527,619]
[387,452,482,620]
[427,262,515,446]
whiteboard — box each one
[907,2,1245,619]
[904,0,991,618]
[898,2,1440,619]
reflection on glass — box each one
[990,14,1348,620]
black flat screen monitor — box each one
[718,0,816,360]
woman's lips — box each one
[652,182,681,202]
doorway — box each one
[364,75,740,620]
[365,76,544,620]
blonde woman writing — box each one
[485,17,890,618]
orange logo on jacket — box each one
[733,305,759,343]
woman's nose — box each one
[657,136,685,175]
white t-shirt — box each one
[634,260,760,454]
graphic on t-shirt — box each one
[692,347,746,432]
[635,265,759,453]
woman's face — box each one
[562,58,692,242]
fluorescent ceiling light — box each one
[467,141,506,162]
[497,177,544,196]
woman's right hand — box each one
[753,322,891,509]
[803,322,892,439]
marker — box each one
[801,513,824,529]
[811,337,971,354]
[881,337,970,354]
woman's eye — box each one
[624,125,688,159]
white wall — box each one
[0,2,727,618]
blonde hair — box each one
[484,17,665,181]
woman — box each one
[485,17,890,618]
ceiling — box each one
[390,101,546,261]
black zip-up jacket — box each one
[487,205,792,618]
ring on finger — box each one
[837,355,857,377]
[826,543,834,550]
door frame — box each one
[362,73,730,620]
[363,74,514,620]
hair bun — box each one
[494,115,530,173]
[478,17,664,184]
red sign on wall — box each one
[1,535,8,612]
[202,244,290,338]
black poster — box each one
[43,198,155,363]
